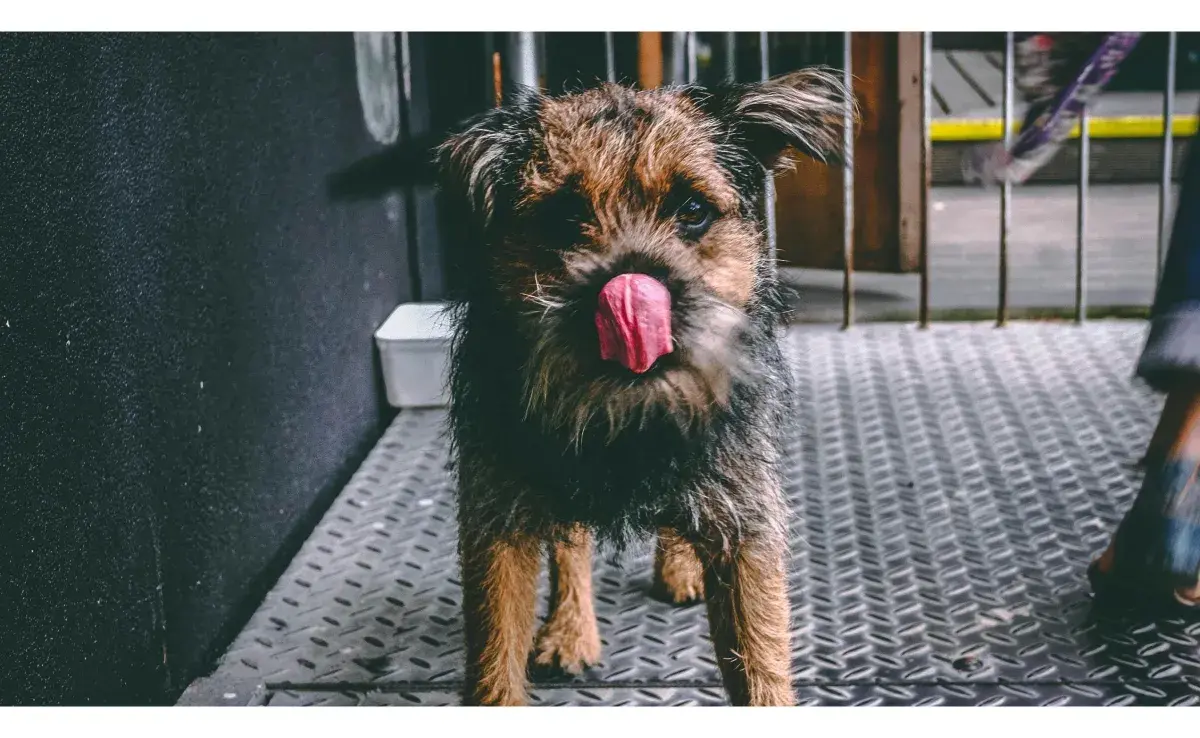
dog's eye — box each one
[534,189,591,248]
[675,197,714,240]
[544,213,586,247]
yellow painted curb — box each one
[931,115,1199,142]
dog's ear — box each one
[696,68,856,173]
[436,108,510,223]
[436,98,539,225]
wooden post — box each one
[492,52,502,107]
[638,32,663,89]
[773,32,925,274]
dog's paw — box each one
[653,530,706,605]
[655,568,705,605]
[533,619,601,675]
[653,549,706,604]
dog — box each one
[341,69,853,706]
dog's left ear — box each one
[696,68,857,172]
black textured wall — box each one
[0,33,413,704]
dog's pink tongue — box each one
[595,273,673,374]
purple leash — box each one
[962,33,1144,186]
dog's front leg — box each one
[459,529,542,706]
[699,532,794,706]
[534,525,602,674]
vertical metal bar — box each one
[686,32,698,83]
[1076,104,1090,324]
[760,32,777,268]
[503,32,539,97]
[1158,31,1178,281]
[724,31,737,82]
[842,31,855,330]
[604,31,616,84]
[919,31,932,329]
[671,31,688,85]
[998,31,1014,327]
[759,31,770,78]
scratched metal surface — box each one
[179,321,1200,707]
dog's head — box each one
[439,70,853,445]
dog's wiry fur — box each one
[436,69,853,706]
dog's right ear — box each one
[436,99,538,225]
[436,108,518,224]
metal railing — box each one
[491,31,1185,329]
[902,32,1176,330]
[921,32,1178,329]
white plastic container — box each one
[374,302,454,409]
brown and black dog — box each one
[339,69,853,706]
[437,70,853,706]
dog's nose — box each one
[629,266,670,288]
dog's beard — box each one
[519,276,754,450]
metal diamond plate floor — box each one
[178,321,1200,707]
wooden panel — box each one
[774,156,843,271]
[774,32,925,274]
